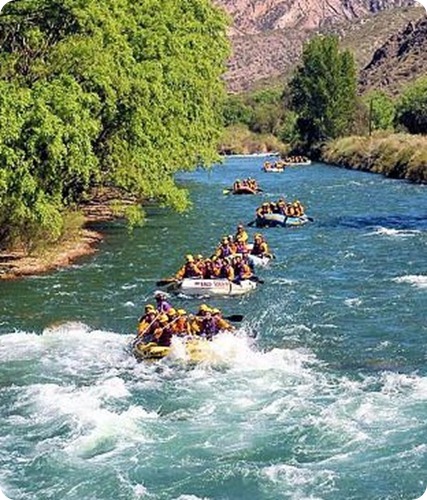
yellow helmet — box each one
[186,254,194,262]
[145,304,155,312]
[199,304,210,312]
[196,254,203,260]
[167,308,177,316]
[212,308,221,314]
[177,309,187,315]
[159,314,169,323]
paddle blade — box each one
[247,220,257,227]
[224,314,244,322]
[156,279,175,286]
[223,189,231,195]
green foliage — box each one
[278,110,299,144]
[395,76,427,134]
[223,96,253,127]
[289,35,357,146]
[0,0,229,249]
[364,91,396,132]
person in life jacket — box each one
[176,254,203,280]
[152,314,174,347]
[199,310,219,340]
[235,224,249,244]
[203,259,216,279]
[234,237,248,255]
[233,179,242,191]
[251,234,270,258]
[174,309,191,336]
[220,258,235,281]
[155,291,173,313]
[216,237,233,259]
[277,198,287,215]
[211,257,223,278]
[285,203,297,217]
[137,306,159,340]
[256,202,271,218]
[293,200,305,216]
[195,254,206,277]
[211,308,235,332]
[233,255,253,282]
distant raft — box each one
[167,277,257,296]
[232,186,259,195]
[256,213,312,228]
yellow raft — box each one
[133,337,214,363]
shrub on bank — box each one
[220,125,289,156]
[323,133,427,183]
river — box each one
[0,157,426,500]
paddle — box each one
[224,314,244,322]
[249,276,264,284]
[156,278,177,287]
[223,188,231,195]
[247,219,257,227]
[306,216,314,222]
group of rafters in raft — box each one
[132,226,272,361]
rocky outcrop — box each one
[214,0,419,92]
[359,14,427,94]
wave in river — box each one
[393,275,427,289]
[1,322,426,499]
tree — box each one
[289,35,357,146]
[396,76,427,134]
[0,0,230,249]
[364,91,396,132]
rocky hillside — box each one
[359,14,427,94]
[214,0,421,92]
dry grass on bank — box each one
[220,124,289,156]
[323,133,427,183]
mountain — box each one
[214,0,421,92]
[359,14,427,94]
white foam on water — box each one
[368,227,421,238]
[344,297,362,307]
[2,322,427,498]
[0,486,12,500]
[393,275,427,289]
[263,463,336,495]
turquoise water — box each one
[0,157,426,500]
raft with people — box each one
[132,301,241,362]
[262,160,286,173]
[251,199,313,228]
[224,178,262,195]
[157,228,271,296]
[281,156,311,166]
[255,213,312,228]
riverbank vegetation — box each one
[221,35,426,183]
[0,0,229,252]
[323,133,427,183]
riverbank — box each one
[322,133,427,183]
[0,228,103,280]
[0,187,137,280]
[219,124,289,156]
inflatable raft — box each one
[256,213,311,228]
[167,277,257,296]
[232,186,258,195]
[248,253,271,267]
[133,338,213,362]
